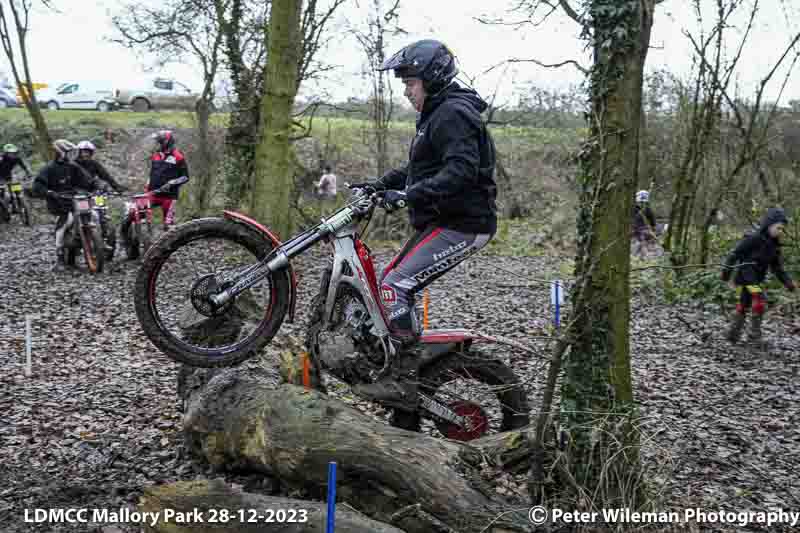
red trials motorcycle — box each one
[134,185,529,440]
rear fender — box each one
[223,210,299,323]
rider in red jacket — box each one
[146,130,189,229]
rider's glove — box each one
[376,190,408,211]
[46,190,60,201]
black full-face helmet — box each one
[378,39,458,94]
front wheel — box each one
[17,196,31,226]
[80,225,104,274]
[393,350,530,441]
[134,217,292,367]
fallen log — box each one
[139,479,405,532]
[179,366,531,532]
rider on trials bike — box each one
[75,140,127,193]
[0,143,32,209]
[31,140,108,268]
[351,39,498,410]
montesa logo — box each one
[165,156,177,164]
[433,240,467,261]
[380,284,396,304]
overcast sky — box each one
[1,0,798,106]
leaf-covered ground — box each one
[1,201,799,532]
[0,129,800,533]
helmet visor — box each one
[377,48,419,77]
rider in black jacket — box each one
[75,140,126,192]
[32,139,106,267]
[352,39,498,410]
[0,143,31,210]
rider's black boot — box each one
[353,343,421,411]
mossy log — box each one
[177,365,532,532]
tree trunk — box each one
[251,0,303,239]
[139,479,406,532]
[177,365,530,533]
[191,100,214,215]
[0,1,52,160]
[556,0,655,507]
[217,0,265,209]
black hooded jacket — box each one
[721,208,794,289]
[76,158,124,192]
[378,82,497,234]
[0,154,30,180]
[32,160,101,215]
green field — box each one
[0,108,583,149]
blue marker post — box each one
[326,461,337,533]
[551,280,564,329]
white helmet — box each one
[77,140,96,152]
[53,139,77,159]
[636,190,650,202]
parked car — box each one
[115,77,211,112]
[0,86,20,108]
[36,82,117,111]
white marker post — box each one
[25,315,32,376]
[550,280,566,329]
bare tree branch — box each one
[483,57,589,76]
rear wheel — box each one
[392,350,530,441]
[134,217,292,367]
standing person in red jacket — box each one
[122,130,189,243]
[147,130,189,230]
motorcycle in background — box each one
[57,191,105,273]
[122,177,187,260]
[0,177,31,226]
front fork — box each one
[209,208,357,308]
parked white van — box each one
[36,81,117,111]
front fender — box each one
[223,210,299,323]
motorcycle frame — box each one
[214,194,492,356]
[68,194,98,245]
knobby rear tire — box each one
[134,217,292,368]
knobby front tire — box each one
[134,217,292,367]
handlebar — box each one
[346,183,406,211]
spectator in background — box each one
[317,165,337,199]
[632,189,657,258]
